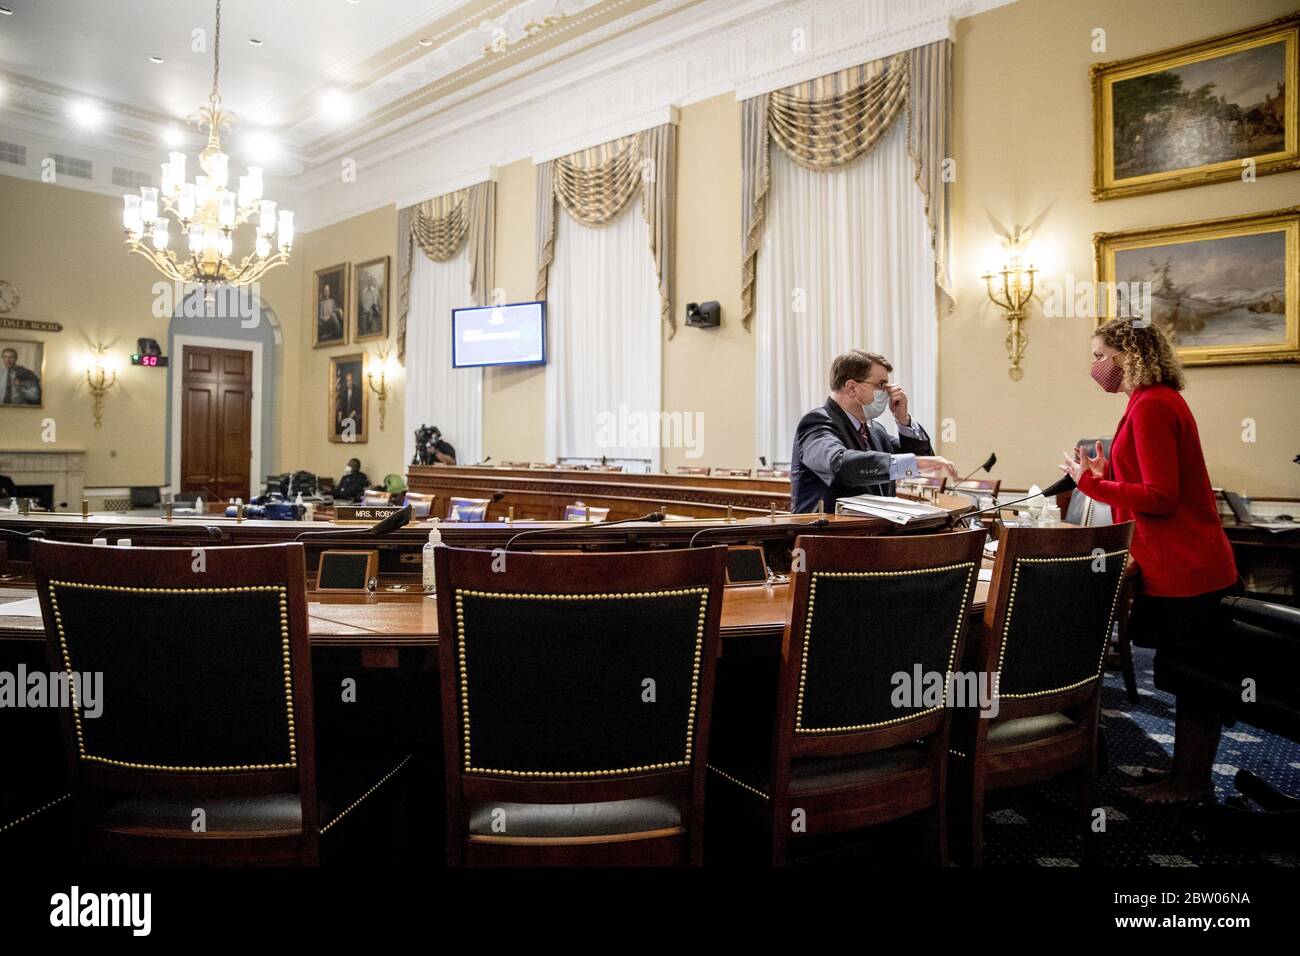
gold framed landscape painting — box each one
[1092,12,1299,200]
[1093,206,1299,367]
[328,352,368,444]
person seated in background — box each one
[428,427,457,465]
[333,457,369,502]
[790,349,956,514]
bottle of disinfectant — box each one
[423,518,443,595]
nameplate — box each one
[333,505,402,524]
[0,317,63,333]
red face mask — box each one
[1090,355,1124,393]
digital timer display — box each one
[130,354,168,367]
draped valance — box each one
[536,123,677,336]
[397,180,496,361]
[741,40,953,328]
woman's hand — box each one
[1060,441,1106,483]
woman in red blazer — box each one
[1059,317,1237,806]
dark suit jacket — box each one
[789,398,933,514]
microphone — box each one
[294,505,412,541]
[504,512,665,551]
[952,475,1076,528]
[955,452,996,487]
[759,456,768,467]
[475,456,492,466]
[689,516,828,547]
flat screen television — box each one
[451,300,546,369]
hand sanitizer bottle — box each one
[195,494,203,515]
[423,518,443,595]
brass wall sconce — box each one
[84,343,119,429]
[981,254,1038,380]
[366,344,400,431]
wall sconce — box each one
[981,253,1038,381]
[83,343,119,429]
[366,344,401,431]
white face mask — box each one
[343,466,353,475]
[862,385,890,421]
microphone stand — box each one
[688,516,829,548]
[947,477,1076,530]
[503,512,665,551]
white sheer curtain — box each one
[405,246,483,466]
[754,119,937,466]
[544,201,662,468]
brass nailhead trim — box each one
[455,587,710,778]
[319,754,412,834]
[0,792,72,835]
[995,551,1130,700]
[795,563,977,735]
[707,764,770,801]
[47,582,298,773]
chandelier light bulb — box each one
[139,186,159,223]
[259,200,277,236]
[207,151,230,190]
[151,219,169,251]
[188,222,205,254]
[123,194,142,234]
[178,182,196,220]
[277,209,294,249]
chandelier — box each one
[121,0,293,287]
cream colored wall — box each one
[942,0,1300,496]
[0,177,169,487]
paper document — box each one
[836,494,947,524]
[0,597,44,618]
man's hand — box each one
[885,383,910,425]
[917,455,958,481]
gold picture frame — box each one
[328,352,369,443]
[1093,205,1299,366]
[352,256,390,343]
[313,262,349,348]
[0,337,46,408]
[1091,12,1300,201]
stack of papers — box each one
[836,494,948,524]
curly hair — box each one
[1094,318,1186,391]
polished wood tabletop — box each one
[0,567,994,649]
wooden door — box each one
[180,345,253,501]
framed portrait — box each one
[1092,12,1299,200]
[0,338,45,408]
[328,353,368,444]
[352,256,389,343]
[1093,205,1299,366]
[313,263,349,347]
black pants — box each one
[1129,586,1238,699]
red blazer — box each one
[1078,384,1236,598]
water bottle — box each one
[195,494,203,515]
[423,519,443,595]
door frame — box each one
[169,334,264,501]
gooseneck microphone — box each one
[950,474,1076,529]
[503,512,666,551]
[955,452,997,487]
[294,505,413,541]
[688,516,829,547]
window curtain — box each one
[404,246,482,466]
[397,181,495,465]
[543,200,662,469]
[754,120,936,466]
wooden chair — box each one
[563,502,610,522]
[434,545,727,865]
[951,522,1134,864]
[30,541,323,865]
[675,466,710,476]
[707,530,986,865]
[446,497,491,522]
[361,488,392,508]
[402,492,436,519]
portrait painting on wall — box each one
[1092,13,1298,199]
[329,352,368,443]
[314,263,349,347]
[0,338,44,407]
[353,256,389,343]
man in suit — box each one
[790,349,957,513]
[335,369,362,435]
[1,347,41,405]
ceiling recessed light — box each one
[162,126,184,146]
[418,37,433,47]
[149,55,165,64]
[248,37,263,46]
[69,99,103,128]
[317,88,355,123]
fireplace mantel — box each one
[0,449,86,511]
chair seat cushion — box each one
[467,796,681,838]
[986,712,1078,750]
[788,744,928,794]
[99,793,307,834]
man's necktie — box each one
[857,421,870,448]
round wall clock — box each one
[0,280,18,313]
